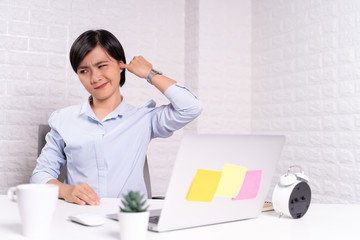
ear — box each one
[118,61,126,72]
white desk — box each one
[0,195,358,240]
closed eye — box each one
[98,64,107,69]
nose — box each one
[91,70,101,84]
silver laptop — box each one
[111,134,285,232]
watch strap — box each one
[146,69,162,84]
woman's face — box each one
[77,45,123,103]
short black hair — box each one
[70,29,126,87]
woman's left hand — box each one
[120,56,152,79]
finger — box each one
[79,184,100,204]
[72,197,86,206]
[83,184,101,204]
[130,56,144,63]
[66,192,86,206]
[76,191,98,206]
[119,62,129,69]
[82,183,99,198]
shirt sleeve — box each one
[30,111,67,184]
[151,83,203,138]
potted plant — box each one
[118,191,149,240]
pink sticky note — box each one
[233,170,262,200]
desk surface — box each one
[0,195,358,240]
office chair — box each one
[37,124,153,198]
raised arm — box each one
[120,55,202,138]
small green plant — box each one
[120,191,149,212]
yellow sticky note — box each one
[186,169,222,202]
[215,164,247,198]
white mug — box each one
[7,184,59,239]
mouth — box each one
[95,82,108,89]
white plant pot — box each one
[118,211,149,240]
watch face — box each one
[288,182,311,219]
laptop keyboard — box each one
[149,215,160,224]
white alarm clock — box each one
[272,165,311,219]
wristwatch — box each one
[146,68,162,84]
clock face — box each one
[288,182,311,219]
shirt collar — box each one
[79,95,130,122]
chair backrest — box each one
[37,124,152,198]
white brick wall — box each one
[252,0,360,203]
[197,0,252,134]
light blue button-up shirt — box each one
[30,84,202,198]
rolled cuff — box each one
[30,172,56,184]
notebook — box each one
[111,134,285,232]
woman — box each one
[30,29,202,206]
